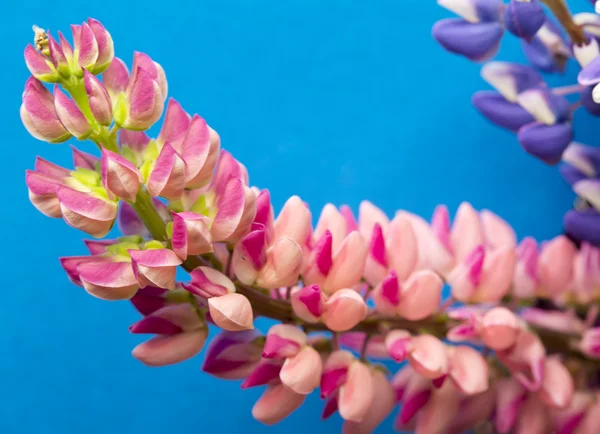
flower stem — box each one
[129,189,168,241]
[541,0,587,46]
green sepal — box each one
[112,93,128,126]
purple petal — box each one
[579,56,600,86]
[472,91,534,132]
[565,209,600,247]
[518,121,573,165]
[504,0,546,40]
[433,18,503,61]
[581,85,600,116]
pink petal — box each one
[74,22,99,69]
[78,260,138,300]
[479,306,520,350]
[101,148,142,201]
[407,334,449,379]
[386,214,419,282]
[431,204,452,253]
[314,204,348,252]
[132,329,207,366]
[263,324,306,359]
[322,289,368,332]
[208,293,254,331]
[211,177,246,241]
[147,143,186,199]
[323,231,368,294]
[447,244,484,302]
[171,211,213,259]
[338,361,374,422]
[480,209,517,249]
[84,70,112,125]
[24,44,57,82]
[129,249,182,290]
[448,345,489,395]
[256,237,303,289]
[102,57,129,101]
[87,18,114,73]
[450,202,485,262]
[280,346,323,395]
[273,196,312,246]
[497,330,545,391]
[53,85,91,138]
[415,382,460,434]
[157,99,191,149]
[131,52,168,99]
[539,235,577,297]
[321,350,354,398]
[397,371,432,424]
[57,186,117,238]
[397,270,443,320]
[303,230,333,285]
[291,284,325,322]
[242,358,284,387]
[202,329,263,379]
[539,357,574,409]
[182,117,221,188]
[495,377,527,434]
[514,395,550,434]
[71,146,100,170]
[252,384,305,425]
[513,236,540,299]
[129,303,201,334]
[184,266,235,298]
[478,245,517,302]
[358,200,390,241]
[384,329,412,362]
[123,66,164,130]
[231,228,266,285]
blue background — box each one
[0,0,595,433]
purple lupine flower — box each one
[565,209,600,246]
[504,0,546,40]
[521,19,571,73]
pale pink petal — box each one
[132,329,207,367]
[323,231,368,294]
[358,200,390,241]
[263,324,306,359]
[338,361,374,422]
[407,334,449,379]
[414,382,460,434]
[478,246,517,302]
[384,329,412,362]
[448,345,489,395]
[314,204,348,252]
[397,270,443,321]
[386,214,419,281]
[321,350,354,398]
[273,196,312,246]
[479,307,520,351]
[495,377,527,434]
[450,202,484,262]
[280,346,323,395]
[208,293,254,331]
[252,384,306,425]
[539,235,577,297]
[514,395,549,434]
[539,357,574,409]
[256,237,303,289]
[322,289,368,332]
[480,209,517,250]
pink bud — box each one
[171,211,213,259]
[579,328,600,359]
[20,78,71,143]
[448,345,489,395]
[147,143,186,199]
[231,227,267,285]
[384,330,412,362]
[256,237,304,289]
[280,346,323,395]
[407,334,449,379]
[495,378,527,434]
[478,245,517,302]
[242,359,284,388]
[252,383,305,425]
[480,209,517,249]
[363,223,389,285]
[538,357,574,409]
[371,270,401,315]
[521,308,585,334]
[513,237,539,299]
[358,200,390,242]
[72,146,100,170]
[396,368,432,424]
[208,293,254,331]
[291,284,326,322]
[184,266,235,298]
[210,177,248,241]
[129,248,183,289]
[314,204,349,252]
[87,18,114,74]
[322,289,368,332]
[303,230,333,287]
[131,52,168,101]
[340,205,358,233]
[573,242,600,304]
[157,99,191,149]
[119,66,164,131]
[129,304,202,335]
[101,148,142,201]
[83,239,117,255]
[479,307,520,350]
[57,186,117,238]
[84,70,112,126]
[320,350,353,398]
[397,270,443,320]
[53,85,92,138]
[273,196,312,246]
[102,57,129,102]
[132,329,207,367]
[415,382,460,434]
[448,245,485,302]
[72,23,99,70]
[431,204,452,253]
[47,36,69,77]
[223,185,257,242]
[77,259,138,300]
[323,231,368,294]
[202,330,263,379]
[514,394,549,434]
[25,169,65,218]
[341,369,395,434]
[497,330,545,391]
[386,214,419,282]
[450,202,485,262]
[339,361,374,422]
[24,44,58,82]
[539,235,577,296]
[263,324,306,359]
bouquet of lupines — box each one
[18,7,600,434]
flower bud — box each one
[171,211,213,259]
[263,324,306,359]
[504,0,545,40]
[57,186,117,238]
[20,78,71,143]
[77,259,138,300]
[203,330,263,379]
[208,293,254,331]
[87,18,114,74]
[84,70,112,126]
[433,18,503,61]
[101,148,142,201]
[322,289,368,332]
[24,44,59,82]
[147,143,186,199]
[53,85,92,138]
[129,248,183,289]
[115,66,164,131]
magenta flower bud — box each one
[395,367,433,425]
[203,330,263,379]
[397,270,444,320]
[384,330,412,362]
[181,116,221,188]
[504,0,546,40]
[77,259,138,300]
[87,18,114,74]
[131,52,168,101]
[115,66,164,131]
[252,383,306,426]
[513,236,539,298]
[338,361,374,423]
[59,254,98,286]
[20,78,71,143]
[129,248,183,290]
[242,359,284,388]
[303,230,333,286]
[157,99,191,149]
[129,303,202,336]
[57,186,117,238]
[231,227,267,284]
[53,85,92,138]
[263,324,306,359]
[132,328,208,367]
[171,211,213,259]
[102,57,129,103]
[273,195,312,246]
[24,44,59,82]
[83,70,112,126]
[100,148,142,201]
[291,284,326,322]
[322,289,367,332]
[321,350,354,398]
[72,146,99,170]
[69,23,99,72]
[147,143,186,199]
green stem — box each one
[129,189,168,241]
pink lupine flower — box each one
[129,248,182,290]
[447,345,489,395]
[25,157,70,218]
[570,392,600,434]
[100,148,142,201]
[572,242,600,304]
[341,368,395,434]
[180,115,221,189]
[406,334,449,380]
[321,289,368,331]
[156,99,190,149]
[53,85,92,138]
[129,285,186,316]
[171,211,213,259]
[102,57,130,103]
[320,350,354,399]
[184,267,254,331]
[57,185,117,238]
[513,236,540,299]
[146,143,186,199]
[497,330,546,391]
[71,146,99,170]
[77,258,138,300]
[538,356,574,409]
[448,387,496,434]
[338,360,374,422]
[86,18,114,74]
[273,195,312,247]
[24,44,59,82]
[83,70,112,126]
[495,377,527,434]
[252,383,306,425]
[538,235,577,297]
[131,304,207,367]
[202,330,263,379]
[384,330,413,361]
[20,77,71,143]
[479,306,521,350]
[521,307,585,334]
[395,368,434,426]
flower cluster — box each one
[20,17,600,434]
[434,0,600,249]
